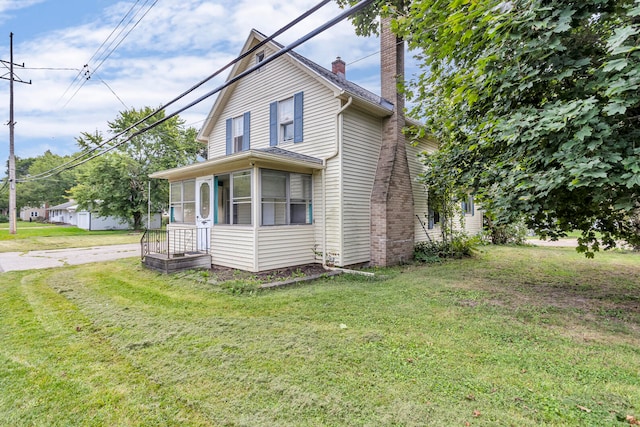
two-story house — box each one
[149,22,482,273]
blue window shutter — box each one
[470,196,475,216]
[225,118,232,155]
[269,102,278,146]
[242,111,250,151]
[427,209,434,229]
[293,91,304,143]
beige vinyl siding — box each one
[312,172,324,260]
[208,54,339,160]
[406,137,439,243]
[407,137,484,240]
[204,51,342,268]
[462,205,484,235]
[323,157,342,265]
[211,226,254,271]
[257,226,317,271]
[340,108,384,266]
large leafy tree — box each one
[70,107,203,229]
[337,0,639,254]
[386,0,639,255]
[16,151,80,209]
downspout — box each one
[322,95,352,269]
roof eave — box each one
[150,150,325,181]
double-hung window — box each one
[170,180,196,223]
[226,112,251,155]
[270,91,303,145]
[278,98,294,142]
[261,170,312,225]
[233,115,244,153]
[461,195,475,215]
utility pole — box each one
[1,33,31,234]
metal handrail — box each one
[141,227,210,260]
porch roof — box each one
[149,147,324,181]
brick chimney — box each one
[370,17,415,266]
[331,57,346,78]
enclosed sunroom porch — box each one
[145,148,323,273]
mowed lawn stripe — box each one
[0,268,214,426]
[0,247,638,425]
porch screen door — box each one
[195,177,213,251]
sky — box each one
[0,0,418,175]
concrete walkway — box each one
[0,243,140,272]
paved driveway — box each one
[0,243,140,272]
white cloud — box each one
[0,0,392,162]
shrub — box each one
[482,216,528,245]
[414,232,478,263]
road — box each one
[0,243,140,272]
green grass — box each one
[1,246,639,426]
[0,223,141,252]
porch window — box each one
[261,170,312,225]
[215,170,252,225]
[232,171,252,225]
[170,180,196,223]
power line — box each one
[58,0,157,109]
[21,0,339,182]
[63,0,160,109]
[25,65,130,109]
[57,0,143,106]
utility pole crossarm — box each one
[0,59,32,84]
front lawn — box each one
[0,224,141,252]
[0,246,638,426]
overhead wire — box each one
[57,0,144,106]
[62,0,160,109]
[21,0,340,182]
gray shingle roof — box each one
[256,147,323,164]
[253,29,393,111]
[48,200,77,210]
[289,51,393,110]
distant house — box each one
[19,205,48,222]
[48,200,77,225]
[48,199,161,230]
[149,22,482,272]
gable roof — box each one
[197,29,393,142]
[48,200,77,210]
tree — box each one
[70,107,203,229]
[16,151,79,209]
[336,0,408,35]
[389,0,640,255]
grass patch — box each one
[1,246,639,425]
[0,225,141,252]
